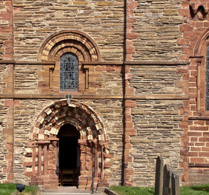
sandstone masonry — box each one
[0,0,208,190]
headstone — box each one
[172,173,180,195]
[163,164,171,195]
[155,156,164,195]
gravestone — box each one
[163,164,171,195]
[172,173,180,195]
[155,156,164,195]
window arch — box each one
[60,53,79,91]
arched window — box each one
[60,53,79,91]
[206,47,209,110]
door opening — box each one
[57,124,80,186]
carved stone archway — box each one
[24,100,111,189]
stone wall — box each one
[14,65,41,94]
[126,64,185,186]
[130,65,184,95]
[131,0,182,61]
[0,65,7,93]
[179,0,209,185]
[12,98,123,186]
[13,0,124,61]
[13,99,52,183]
[131,99,183,186]
[1,0,207,188]
[0,0,13,60]
[81,99,123,186]
[0,100,9,181]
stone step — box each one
[40,187,105,195]
[41,192,105,195]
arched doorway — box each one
[26,100,112,189]
[57,124,80,186]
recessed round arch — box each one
[30,99,107,143]
[38,30,101,62]
[194,27,209,56]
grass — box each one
[0,183,38,195]
[110,183,209,195]
[181,184,209,195]
[110,186,154,195]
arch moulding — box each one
[38,30,101,62]
[25,100,111,189]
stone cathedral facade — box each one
[0,0,209,190]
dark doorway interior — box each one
[57,124,80,186]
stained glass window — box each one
[206,47,209,110]
[60,53,79,91]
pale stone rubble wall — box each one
[0,65,7,93]
[13,99,53,183]
[14,65,41,94]
[128,65,184,186]
[130,66,183,95]
[0,100,9,181]
[131,99,183,186]
[13,0,124,61]
[132,0,182,61]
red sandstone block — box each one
[190,147,201,151]
[179,54,189,61]
[181,2,189,8]
[202,147,209,152]
[199,137,209,142]
[199,152,209,157]
[125,129,136,136]
[103,153,114,158]
[93,66,103,71]
[125,87,135,95]
[125,156,132,163]
[125,143,132,149]
[203,132,209,137]
[7,173,13,181]
[189,88,196,94]
[23,162,33,167]
[190,126,208,131]
[188,132,202,136]
[190,157,205,164]
[191,70,197,77]
[204,22,209,27]
[180,24,192,32]
[179,121,188,128]
[194,120,205,125]
[4,100,13,106]
[188,142,194,146]
[104,162,111,168]
[106,66,115,71]
[191,137,198,142]
[125,168,134,175]
[125,122,134,129]
[125,100,136,108]
[25,172,33,176]
[126,54,133,61]
[126,46,135,54]
[126,32,138,39]
[189,75,197,81]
